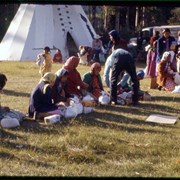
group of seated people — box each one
[31,45,180,120]
[29,56,105,120]
[2,29,180,124]
[28,51,148,120]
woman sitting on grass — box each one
[157,51,176,92]
[28,72,64,120]
[82,62,104,101]
[51,68,70,106]
[0,73,25,125]
[0,73,10,118]
[63,56,89,98]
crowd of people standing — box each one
[145,28,180,92]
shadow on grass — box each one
[76,103,179,134]
[0,148,56,169]
[1,139,62,156]
[97,102,179,116]
[1,128,24,140]
[1,99,179,138]
[152,95,180,102]
[19,119,64,134]
[77,113,172,134]
[3,89,30,97]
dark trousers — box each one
[92,49,101,62]
[110,53,139,103]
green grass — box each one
[0,61,180,177]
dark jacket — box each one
[28,81,58,117]
[157,36,176,60]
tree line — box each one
[0,4,179,42]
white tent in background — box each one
[0,4,96,61]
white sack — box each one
[171,85,180,93]
[44,114,61,124]
[1,116,20,128]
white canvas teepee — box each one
[0,4,96,61]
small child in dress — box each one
[37,46,52,77]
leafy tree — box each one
[168,8,180,24]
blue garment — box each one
[28,81,58,117]
[103,54,113,88]
[103,49,130,88]
[118,73,131,89]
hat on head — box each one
[42,72,56,83]
[94,34,101,39]
[162,28,171,33]
[136,70,145,79]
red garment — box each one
[63,56,88,96]
[92,75,102,98]
[52,52,62,63]
[164,77,176,91]
[90,62,102,98]
[63,56,79,71]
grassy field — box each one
[0,61,180,177]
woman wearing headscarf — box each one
[82,62,104,100]
[51,68,70,106]
[63,56,89,97]
[145,40,158,89]
[157,51,176,92]
[28,72,64,119]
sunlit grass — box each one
[0,61,180,177]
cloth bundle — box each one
[0,109,25,128]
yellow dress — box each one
[39,53,52,77]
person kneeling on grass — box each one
[117,70,145,100]
[0,73,10,117]
[0,73,25,128]
[28,72,65,120]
